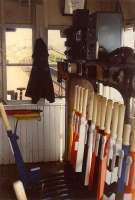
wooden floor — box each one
[0,162,95,200]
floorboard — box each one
[0,162,95,200]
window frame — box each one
[3,24,34,104]
[5,24,33,66]
[123,25,135,49]
[1,24,66,104]
[47,26,66,98]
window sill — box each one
[5,97,65,107]
[6,100,33,106]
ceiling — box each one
[18,0,42,5]
[7,0,135,25]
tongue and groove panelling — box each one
[0,99,65,164]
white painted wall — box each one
[0,98,65,164]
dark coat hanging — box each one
[25,38,55,104]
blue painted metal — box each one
[7,130,41,187]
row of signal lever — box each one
[68,85,135,200]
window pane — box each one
[123,28,135,49]
[48,30,66,97]
[7,66,31,100]
[48,30,66,65]
[6,28,32,64]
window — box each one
[123,27,135,49]
[1,27,66,102]
[6,27,32,101]
[48,30,66,65]
[48,30,66,97]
